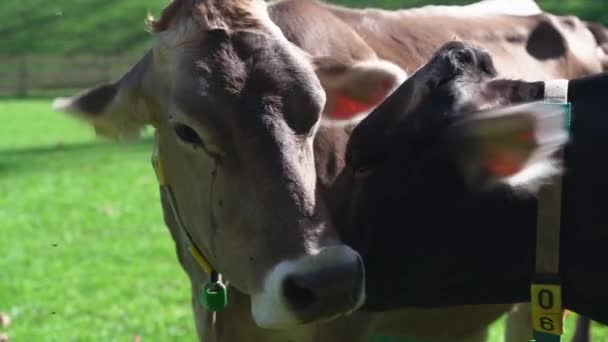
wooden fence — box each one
[0,54,140,97]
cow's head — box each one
[334,42,569,305]
[337,42,567,278]
[51,0,403,329]
[346,41,567,195]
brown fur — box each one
[148,0,262,32]
[270,0,603,79]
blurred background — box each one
[1,0,607,341]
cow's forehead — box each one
[150,0,310,95]
[170,33,324,138]
[149,0,325,141]
[168,32,267,121]
[148,0,280,40]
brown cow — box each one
[52,0,606,341]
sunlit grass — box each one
[1,99,196,340]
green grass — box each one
[0,0,165,56]
[2,99,608,341]
[0,99,196,340]
[1,0,607,56]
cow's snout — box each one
[282,248,364,319]
[251,246,365,329]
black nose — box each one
[281,247,365,322]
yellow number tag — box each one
[531,284,564,335]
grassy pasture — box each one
[0,99,195,340]
[2,99,608,341]
[1,0,607,56]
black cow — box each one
[330,41,608,327]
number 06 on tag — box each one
[531,283,564,335]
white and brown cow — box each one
[53,0,607,341]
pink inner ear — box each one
[330,94,373,119]
[483,151,524,177]
[516,130,535,144]
[326,79,394,120]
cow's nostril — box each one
[283,275,318,311]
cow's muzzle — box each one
[250,246,366,328]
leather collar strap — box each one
[151,133,228,312]
[530,80,570,342]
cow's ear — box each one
[52,51,155,141]
[452,102,569,192]
[313,57,407,123]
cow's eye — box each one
[173,124,205,147]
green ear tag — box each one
[200,281,228,312]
